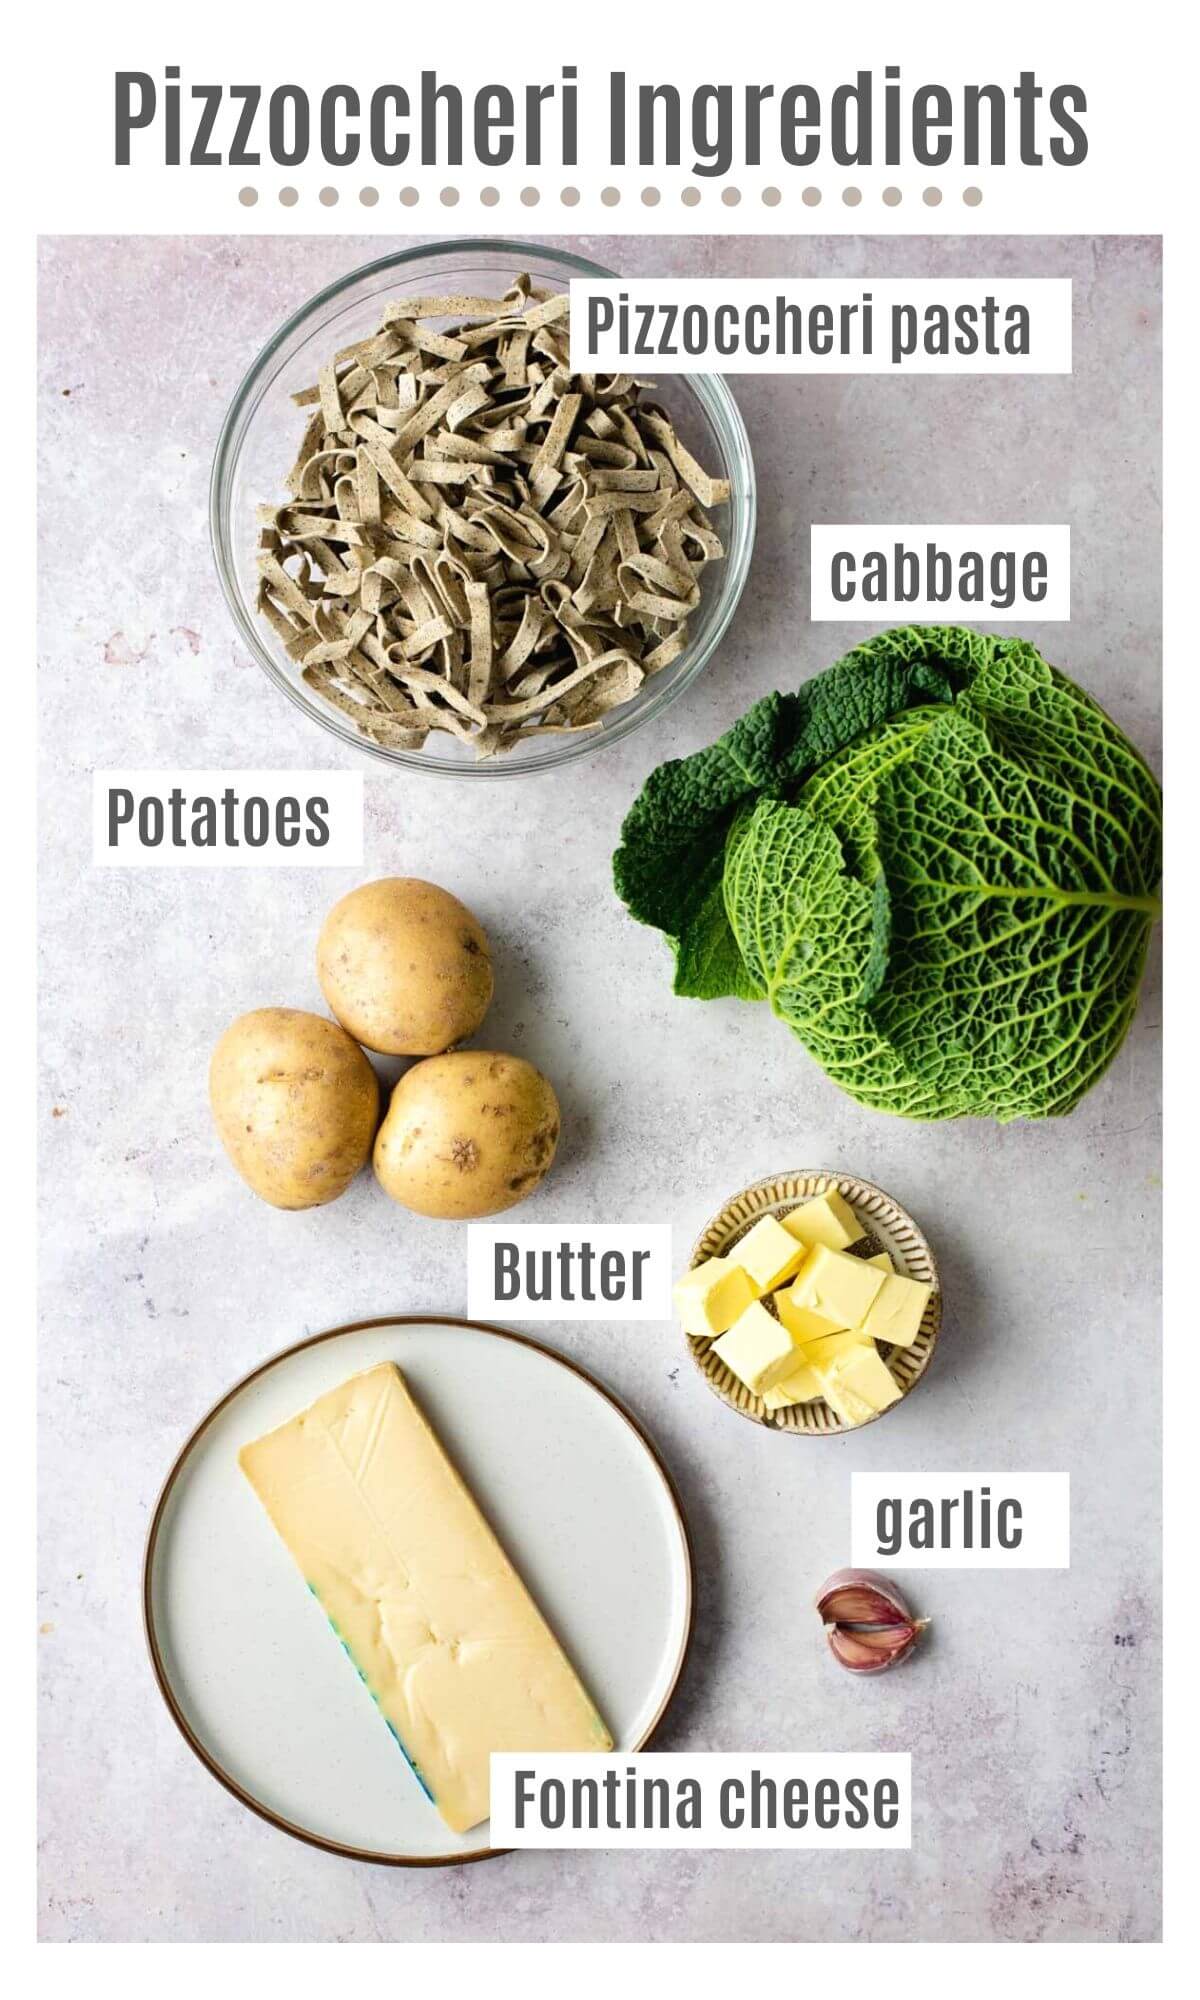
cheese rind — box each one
[780,1190,865,1253]
[787,1243,886,1335]
[711,1300,798,1394]
[860,1271,932,1348]
[674,1256,756,1337]
[239,1362,612,1835]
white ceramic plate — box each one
[144,1317,694,1866]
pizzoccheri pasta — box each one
[255,274,730,758]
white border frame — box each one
[12,0,1188,1980]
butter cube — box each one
[712,1301,799,1396]
[800,1327,875,1368]
[864,1251,894,1272]
[674,1256,757,1338]
[787,1243,886,1336]
[780,1189,865,1253]
[776,1288,848,1344]
[816,1372,877,1427]
[731,1215,809,1295]
[820,1344,903,1417]
[860,1272,932,1349]
[761,1357,824,1409]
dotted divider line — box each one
[238,183,984,209]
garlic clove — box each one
[816,1567,914,1627]
[825,1617,928,1674]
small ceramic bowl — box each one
[687,1169,942,1435]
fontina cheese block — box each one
[239,1362,612,1834]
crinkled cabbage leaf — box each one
[613,627,1161,1121]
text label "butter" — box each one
[466,1224,673,1321]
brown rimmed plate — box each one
[688,1171,942,1435]
[144,1315,694,1866]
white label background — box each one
[810,524,1071,619]
[467,1223,673,1321]
[571,278,1072,373]
[491,1752,912,1849]
[851,1472,1071,1568]
[92,770,364,867]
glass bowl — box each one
[210,238,756,778]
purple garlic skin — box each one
[817,1568,929,1674]
[825,1619,927,1674]
[816,1568,914,1627]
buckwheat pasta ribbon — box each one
[255,276,729,758]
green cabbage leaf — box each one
[612,625,982,999]
[613,627,1161,1121]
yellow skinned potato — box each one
[317,877,493,1057]
[374,1052,560,1219]
[210,1008,379,1210]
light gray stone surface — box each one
[37,234,1161,1943]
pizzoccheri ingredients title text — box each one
[115,66,1088,175]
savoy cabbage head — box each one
[613,627,1161,1121]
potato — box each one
[374,1052,560,1219]
[210,1008,379,1210]
[317,877,493,1057]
